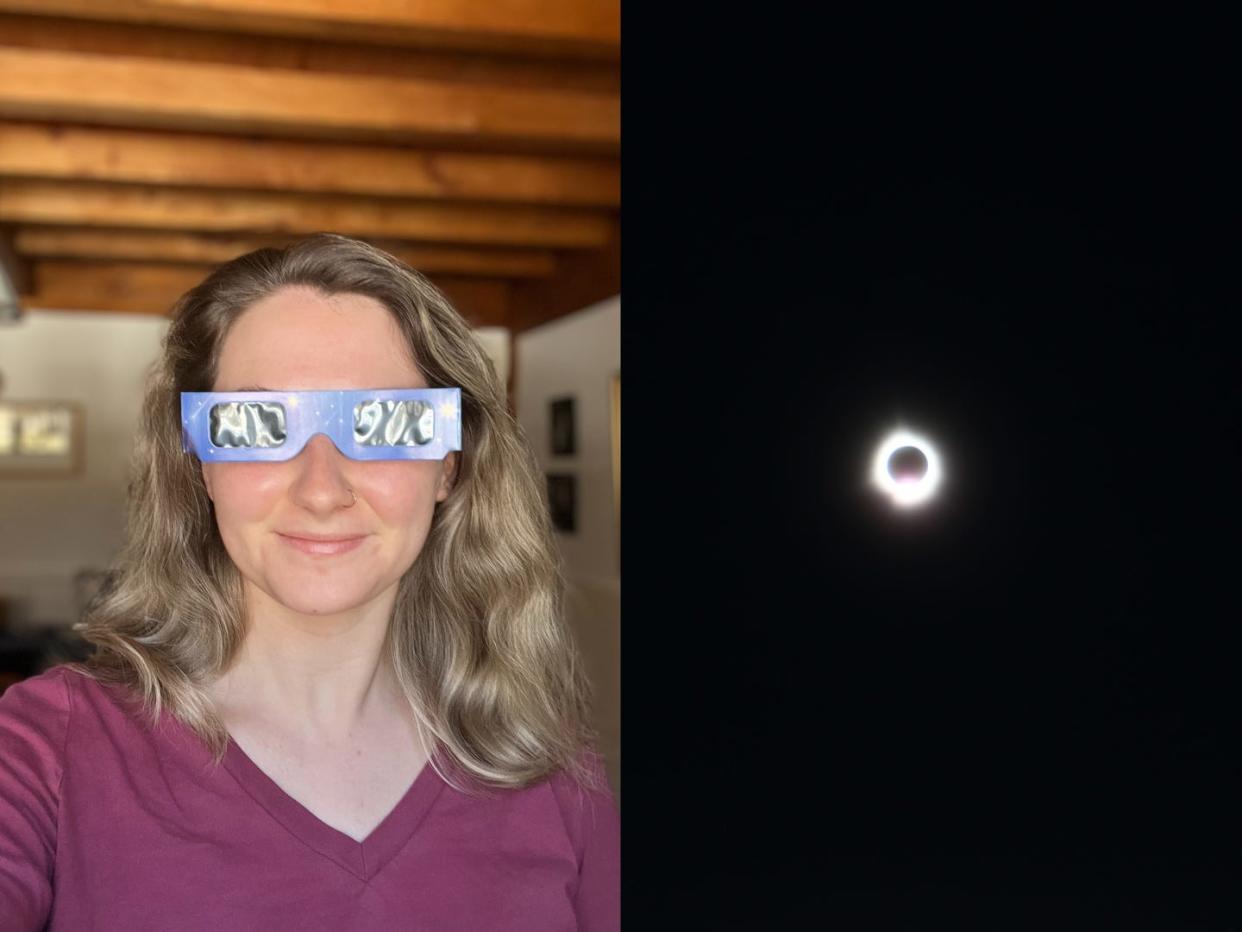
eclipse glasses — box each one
[181,389,461,462]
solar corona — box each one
[871,429,942,508]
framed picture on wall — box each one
[0,401,84,478]
[549,397,575,456]
[546,473,576,533]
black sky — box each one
[624,10,1239,928]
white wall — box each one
[0,311,170,627]
[515,295,621,798]
[471,326,510,389]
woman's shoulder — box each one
[545,748,615,801]
[543,749,619,859]
[0,665,106,758]
[0,664,77,731]
[443,747,618,851]
[543,749,620,926]
[0,666,81,819]
[0,664,142,752]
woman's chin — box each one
[257,577,392,619]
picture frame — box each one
[546,473,576,533]
[549,396,575,456]
[0,400,85,478]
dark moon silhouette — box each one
[887,445,928,482]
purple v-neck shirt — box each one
[0,666,620,931]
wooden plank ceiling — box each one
[0,0,620,331]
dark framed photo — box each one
[546,473,576,533]
[549,397,575,456]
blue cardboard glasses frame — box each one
[181,388,462,462]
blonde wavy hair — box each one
[72,233,595,791]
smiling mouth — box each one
[277,533,368,556]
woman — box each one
[0,234,620,931]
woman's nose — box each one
[287,433,355,514]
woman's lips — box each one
[277,533,367,556]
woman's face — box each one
[201,285,457,620]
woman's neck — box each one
[209,580,403,741]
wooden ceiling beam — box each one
[0,0,620,59]
[0,123,619,207]
[0,14,619,91]
[21,260,217,315]
[0,47,619,152]
[434,279,511,329]
[13,228,558,279]
[0,180,615,249]
[509,225,620,332]
[21,259,512,327]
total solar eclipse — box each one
[871,429,942,508]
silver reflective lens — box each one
[354,399,434,446]
[209,402,287,448]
